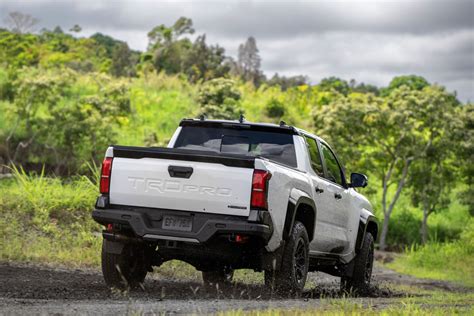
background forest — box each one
[0,13,472,286]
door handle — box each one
[315,187,324,194]
[334,193,342,200]
[168,165,193,178]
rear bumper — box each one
[92,206,272,244]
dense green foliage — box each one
[0,17,472,270]
[197,78,243,119]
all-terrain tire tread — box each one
[267,221,309,294]
[341,232,374,294]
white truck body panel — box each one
[109,157,253,216]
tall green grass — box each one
[0,167,102,267]
[388,219,474,287]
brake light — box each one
[100,157,113,194]
[251,170,272,210]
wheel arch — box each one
[283,189,317,241]
[355,215,378,252]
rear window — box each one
[174,126,297,167]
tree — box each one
[4,68,74,166]
[0,30,40,68]
[349,79,380,95]
[46,77,131,173]
[318,77,350,96]
[452,104,474,216]
[183,35,229,82]
[90,33,121,56]
[313,85,460,250]
[147,17,195,75]
[4,11,39,34]
[111,42,134,77]
[236,36,263,85]
[69,24,82,33]
[409,148,455,244]
[267,73,308,91]
[197,78,242,120]
[408,88,460,243]
[53,26,64,34]
[381,75,429,96]
[147,17,194,50]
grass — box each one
[0,167,102,267]
[219,288,474,315]
[387,219,474,288]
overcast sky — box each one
[1,0,473,101]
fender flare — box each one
[282,189,317,240]
[355,215,378,252]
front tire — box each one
[101,239,147,290]
[265,221,309,294]
[341,232,374,294]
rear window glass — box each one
[174,126,297,167]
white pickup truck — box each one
[92,118,378,294]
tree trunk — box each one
[378,157,412,251]
[421,209,428,244]
[379,213,391,251]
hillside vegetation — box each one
[0,16,472,285]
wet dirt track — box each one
[0,261,467,315]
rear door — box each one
[316,141,352,255]
[304,136,348,254]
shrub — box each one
[265,98,285,118]
[197,78,242,120]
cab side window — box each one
[320,143,344,186]
[305,136,324,177]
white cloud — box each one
[0,0,473,101]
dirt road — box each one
[0,261,467,315]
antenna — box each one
[239,114,245,123]
[279,120,287,126]
[199,114,206,121]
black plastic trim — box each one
[113,146,255,168]
[179,119,299,135]
[283,196,316,240]
[92,206,272,244]
[355,216,378,252]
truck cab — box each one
[93,118,378,294]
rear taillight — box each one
[100,157,113,194]
[251,170,272,210]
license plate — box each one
[162,215,193,232]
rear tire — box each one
[101,239,147,290]
[265,221,309,294]
[341,232,374,294]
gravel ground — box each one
[0,260,467,315]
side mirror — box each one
[350,173,368,188]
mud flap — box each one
[103,239,124,254]
[261,241,285,271]
[341,260,355,278]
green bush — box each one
[265,98,285,119]
[197,78,243,119]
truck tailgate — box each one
[109,147,255,216]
